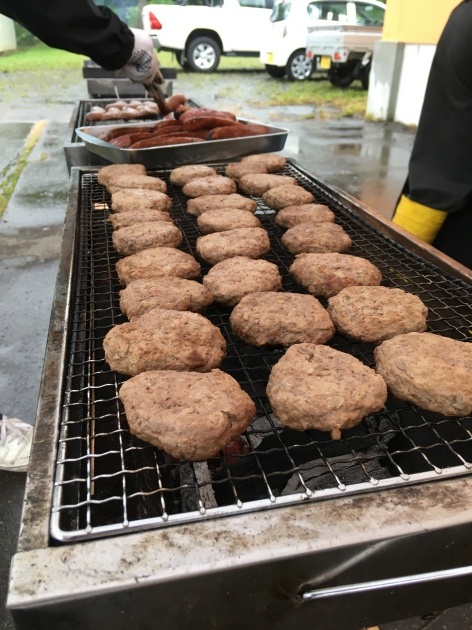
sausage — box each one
[129,136,206,149]
[152,119,182,130]
[151,123,185,136]
[180,108,236,122]
[108,132,155,147]
[182,116,240,131]
[102,126,156,141]
[164,94,187,111]
[206,123,270,140]
[153,130,209,139]
[173,104,191,119]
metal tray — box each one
[75,119,289,168]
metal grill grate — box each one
[71,99,201,143]
[51,162,472,542]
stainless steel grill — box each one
[51,161,472,543]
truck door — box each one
[224,0,274,53]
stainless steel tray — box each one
[75,119,289,168]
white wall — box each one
[367,41,435,126]
[0,15,16,52]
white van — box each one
[259,0,386,81]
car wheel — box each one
[360,62,371,90]
[175,52,190,70]
[186,36,221,72]
[265,64,286,79]
[329,62,357,88]
[286,50,313,81]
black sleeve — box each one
[0,0,134,70]
[407,0,472,212]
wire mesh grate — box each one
[51,162,472,542]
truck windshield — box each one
[270,1,292,22]
[355,4,384,26]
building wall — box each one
[367,0,461,125]
[0,15,16,52]
[382,0,461,44]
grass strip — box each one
[0,120,46,216]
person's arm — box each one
[0,0,133,70]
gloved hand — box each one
[393,195,447,244]
[116,28,164,84]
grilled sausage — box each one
[109,132,155,147]
[102,126,155,141]
[164,94,187,111]
[129,136,206,148]
[207,123,269,140]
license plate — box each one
[267,52,274,63]
[319,55,331,70]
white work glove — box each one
[116,28,163,84]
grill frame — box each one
[41,161,472,543]
[8,163,472,630]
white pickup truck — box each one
[142,0,274,73]
[305,23,383,89]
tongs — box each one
[144,72,170,117]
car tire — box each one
[175,52,190,70]
[360,62,371,90]
[186,36,221,72]
[265,64,286,79]
[286,50,313,81]
[328,63,356,88]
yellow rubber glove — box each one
[392,195,447,244]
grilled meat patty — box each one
[197,208,262,234]
[262,185,314,210]
[105,174,167,195]
[103,308,226,376]
[182,175,237,198]
[119,277,213,319]
[374,332,472,417]
[187,193,257,216]
[290,253,382,298]
[275,204,335,228]
[230,291,335,347]
[281,222,352,254]
[238,173,297,196]
[196,227,270,265]
[267,343,387,440]
[169,164,217,186]
[224,161,268,182]
[116,247,201,286]
[111,189,172,213]
[203,256,282,307]
[97,163,146,187]
[112,222,182,256]
[108,209,173,230]
[328,286,428,343]
[240,153,286,172]
[119,369,255,461]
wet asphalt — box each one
[0,70,469,629]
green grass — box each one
[0,45,367,116]
[0,42,86,71]
[0,121,45,216]
[255,77,368,117]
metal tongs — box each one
[144,70,170,117]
